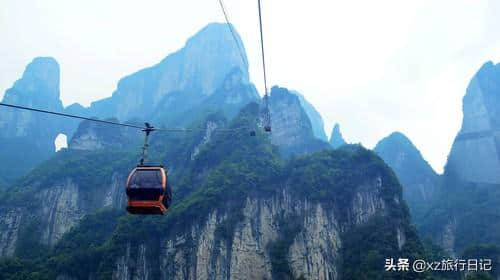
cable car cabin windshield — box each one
[127,169,164,201]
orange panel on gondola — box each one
[125,166,171,215]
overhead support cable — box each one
[215,0,272,132]
[218,0,248,68]
[0,102,250,133]
[257,0,271,132]
[257,0,268,97]
[0,102,145,130]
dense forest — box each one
[0,103,437,279]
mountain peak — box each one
[267,86,329,156]
[22,57,59,95]
[25,56,59,73]
[375,131,416,153]
[181,22,249,84]
[0,57,63,182]
[186,23,245,55]
[476,60,495,73]
[90,22,250,121]
[329,123,346,148]
[374,131,435,176]
[380,131,411,145]
[374,131,438,223]
[291,90,328,141]
[445,59,500,184]
[4,56,61,102]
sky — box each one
[2,0,500,173]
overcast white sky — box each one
[2,0,500,173]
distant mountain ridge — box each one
[291,90,328,141]
[153,67,259,127]
[0,57,63,137]
[0,22,328,187]
[329,123,347,148]
[4,20,494,280]
[0,57,66,183]
[88,23,251,122]
[267,86,330,157]
[446,61,500,185]
[421,61,500,257]
[374,131,439,222]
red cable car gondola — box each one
[126,165,171,215]
[125,123,172,215]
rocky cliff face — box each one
[374,132,439,222]
[0,121,132,256]
[89,23,250,122]
[0,57,65,183]
[0,57,63,137]
[267,86,330,156]
[62,102,91,137]
[111,183,390,280]
[101,144,415,280]
[447,61,500,185]
[329,123,347,148]
[201,68,259,114]
[421,62,500,257]
[0,208,23,257]
[0,113,222,257]
[0,171,127,256]
[0,22,430,280]
[0,57,61,114]
[36,176,125,246]
[0,103,423,279]
[157,67,259,127]
[69,119,141,151]
[291,90,328,141]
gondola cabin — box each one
[125,166,171,215]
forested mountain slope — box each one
[374,132,439,223]
[0,103,430,280]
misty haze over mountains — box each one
[6,1,500,174]
[1,22,500,279]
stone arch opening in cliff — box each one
[54,133,68,152]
